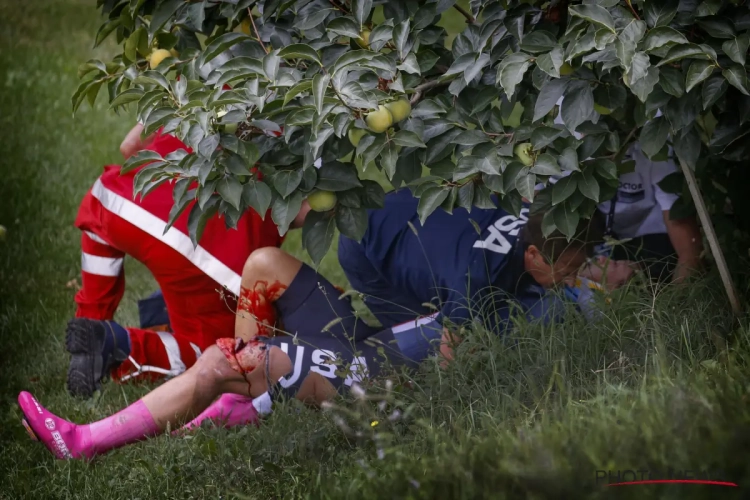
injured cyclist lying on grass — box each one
[18,208,604,460]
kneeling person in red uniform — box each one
[68,126,308,398]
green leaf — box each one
[627,66,660,103]
[657,44,712,66]
[312,73,330,116]
[561,80,594,133]
[242,180,272,218]
[533,78,569,122]
[352,0,373,29]
[630,52,652,84]
[578,169,600,201]
[302,212,336,265]
[393,130,427,148]
[454,130,490,147]
[326,17,361,39]
[659,66,685,98]
[645,0,679,28]
[278,44,322,66]
[536,46,564,78]
[217,177,242,211]
[531,127,562,150]
[568,4,615,33]
[317,162,363,191]
[552,175,577,205]
[272,169,304,198]
[498,58,532,100]
[110,88,144,108]
[417,186,449,225]
[397,53,421,75]
[202,32,247,65]
[515,170,536,202]
[643,27,689,52]
[283,80,313,107]
[520,31,558,53]
[150,0,182,34]
[697,18,735,39]
[702,76,728,109]
[187,197,219,247]
[558,147,579,172]
[723,64,750,96]
[335,205,368,241]
[531,153,562,176]
[293,9,333,31]
[552,203,581,239]
[591,158,618,180]
[122,150,162,174]
[393,19,411,60]
[272,191,305,237]
[722,34,750,66]
[380,142,398,179]
[639,116,670,158]
[685,60,715,93]
[482,173,504,194]
[674,126,701,169]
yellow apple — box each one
[308,190,338,212]
[241,18,252,35]
[149,49,172,69]
[384,98,411,123]
[514,143,534,166]
[365,105,393,133]
[356,30,371,49]
[170,48,179,58]
[348,127,367,147]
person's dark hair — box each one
[521,210,606,262]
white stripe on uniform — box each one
[84,231,109,245]
[90,178,242,295]
[391,312,440,334]
[81,253,124,277]
[156,331,187,375]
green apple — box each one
[559,62,574,76]
[365,105,394,133]
[224,122,239,135]
[348,127,367,147]
[514,143,534,166]
[308,190,338,212]
[384,98,411,123]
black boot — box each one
[65,318,127,398]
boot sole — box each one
[65,319,105,399]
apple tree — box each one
[77,0,750,266]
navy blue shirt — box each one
[358,189,554,334]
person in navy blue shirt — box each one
[338,189,606,358]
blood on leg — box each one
[237,280,287,338]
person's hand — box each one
[579,256,639,291]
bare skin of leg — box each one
[235,247,303,341]
[139,248,340,430]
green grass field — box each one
[2,1,750,499]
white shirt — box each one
[542,98,678,238]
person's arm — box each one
[289,200,311,229]
[650,156,703,283]
[663,211,703,283]
[120,123,156,159]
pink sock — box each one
[19,391,160,460]
[178,393,260,433]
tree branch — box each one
[625,0,641,21]
[247,9,269,54]
[409,77,455,105]
[453,4,476,24]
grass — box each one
[2,1,750,499]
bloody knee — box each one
[216,337,267,377]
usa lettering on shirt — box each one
[473,208,529,255]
